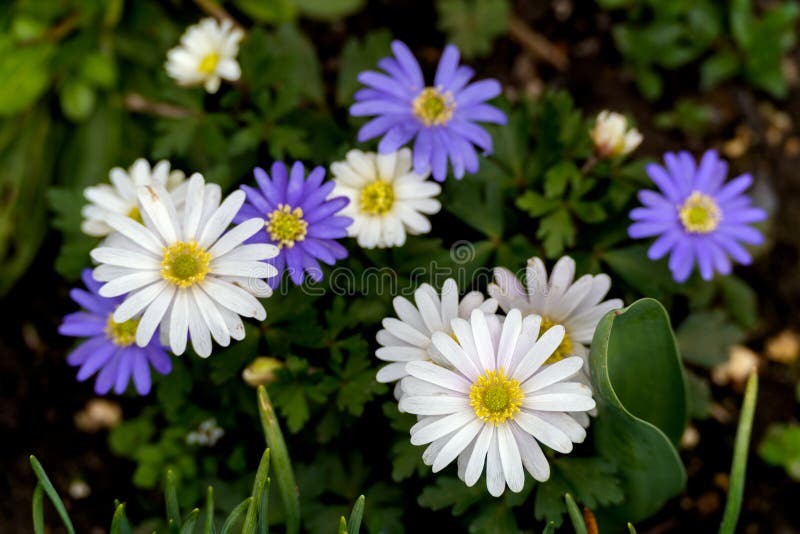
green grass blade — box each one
[346,495,365,534]
[166,469,181,528]
[204,486,216,534]
[564,493,587,534]
[719,372,759,534]
[29,455,76,534]
[243,449,270,534]
[258,478,270,534]
[542,522,556,534]
[110,503,132,534]
[32,483,44,534]
[628,522,638,533]
[221,498,252,534]
[257,386,300,534]
[181,508,200,534]
[338,516,347,534]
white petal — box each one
[187,291,212,357]
[496,309,522,371]
[137,185,180,244]
[219,306,246,341]
[415,287,444,333]
[509,422,550,481]
[432,419,483,472]
[382,318,430,348]
[135,285,176,347]
[522,356,584,393]
[515,411,573,453]
[105,213,164,255]
[99,271,161,297]
[470,309,496,372]
[181,174,206,241]
[525,257,549,310]
[210,260,274,279]
[198,190,246,248]
[485,433,505,497]
[406,361,472,393]
[202,277,266,320]
[399,395,470,416]
[431,331,481,381]
[497,424,525,492]
[522,392,595,412]
[392,296,428,334]
[409,409,474,445]
[376,362,408,383]
[376,346,429,363]
[535,412,587,444]
[114,281,169,322]
[463,424,493,486]
[192,286,230,347]
[214,243,278,263]
[511,325,565,383]
[170,289,190,355]
[90,247,160,269]
[208,217,264,257]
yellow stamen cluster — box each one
[266,204,308,248]
[679,191,722,234]
[160,241,211,287]
[359,180,395,216]
[197,52,220,75]
[469,369,523,425]
[540,317,574,365]
[106,315,140,347]
[412,87,455,126]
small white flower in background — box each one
[399,309,595,496]
[186,418,224,446]
[331,148,441,249]
[590,110,642,159]
[82,159,186,237]
[90,173,279,358]
[166,18,244,94]
[488,256,622,426]
[375,278,497,390]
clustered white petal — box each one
[82,158,186,237]
[90,173,278,358]
[165,18,244,94]
[331,148,441,249]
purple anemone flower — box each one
[59,269,172,395]
[234,161,352,287]
[350,40,507,182]
[628,150,767,282]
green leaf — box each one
[555,458,624,509]
[220,497,251,534]
[677,310,745,367]
[537,208,575,258]
[32,483,44,534]
[544,161,579,198]
[180,509,200,534]
[109,502,132,534]
[720,373,758,534]
[759,422,800,481]
[718,275,758,329]
[445,173,504,238]
[257,386,300,534]
[602,245,676,301]
[81,52,118,89]
[294,0,366,20]
[684,369,712,419]
[337,30,392,106]
[436,0,510,58]
[700,50,740,90]
[590,299,687,524]
[418,477,482,516]
[0,42,53,116]
[564,493,587,534]
[467,502,518,533]
[346,495,365,534]
[165,469,181,527]
[243,449,270,533]
[28,456,76,534]
[234,0,296,23]
[516,191,558,217]
[204,487,215,534]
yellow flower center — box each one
[412,87,455,126]
[160,241,211,287]
[127,206,142,224]
[198,52,220,75]
[679,191,721,234]
[359,180,395,216]
[540,316,574,365]
[266,204,308,248]
[106,314,140,347]
[469,369,523,425]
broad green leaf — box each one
[590,299,687,524]
[516,191,558,217]
[544,161,579,198]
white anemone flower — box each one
[398,309,595,496]
[590,110,642,159]
[375,278,497,387]
[82,159,186,237]
[165,18,244,94]
[89,174,278,358]
[331,148,441,249]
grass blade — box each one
[257,386,300,534]
[346,495,365,534]
[564,493,587,534]
[258,478,270,534]
[243,449,270,534]
[29,455,76,534]
[338,516,347,534]
[166,469,181,528]
[205,486,216,534]
[542,522,556,534]
[628,523,638,533]
[181,508,200,534]
[719,372,759,534]
[32,483,44,534]
[221,497,252,534]
[110,503,132,534]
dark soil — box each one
[3,1,800,533]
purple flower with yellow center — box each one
[234,161,352,287]
[629,149,767,282]
[59,269,172,395]
[350,40,506,182]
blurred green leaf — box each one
[436,0,510,58]
[60,79,96,122]
[677,310,745,367]
[0,42,53,117]
[295,0,366,20]
[337,30,392,106]
[759,422,800,481]
[537,208,575,258]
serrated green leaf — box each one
[677,310,745,367]
[417,477,482,516]
[537,208,575,258]
[437,0,510,58]
[337,30,392,106]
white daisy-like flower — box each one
[376,278,497,386]
[399,309,595,496]
[165,18,244,94]
[89,174,279,358]
[590,110,642,159]
[488,256,622,370]
[331,148,441,249]
[82,159,186,237]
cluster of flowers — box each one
[59,17,767,494]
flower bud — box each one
[242,356,284,387]
[590,110,642,158]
